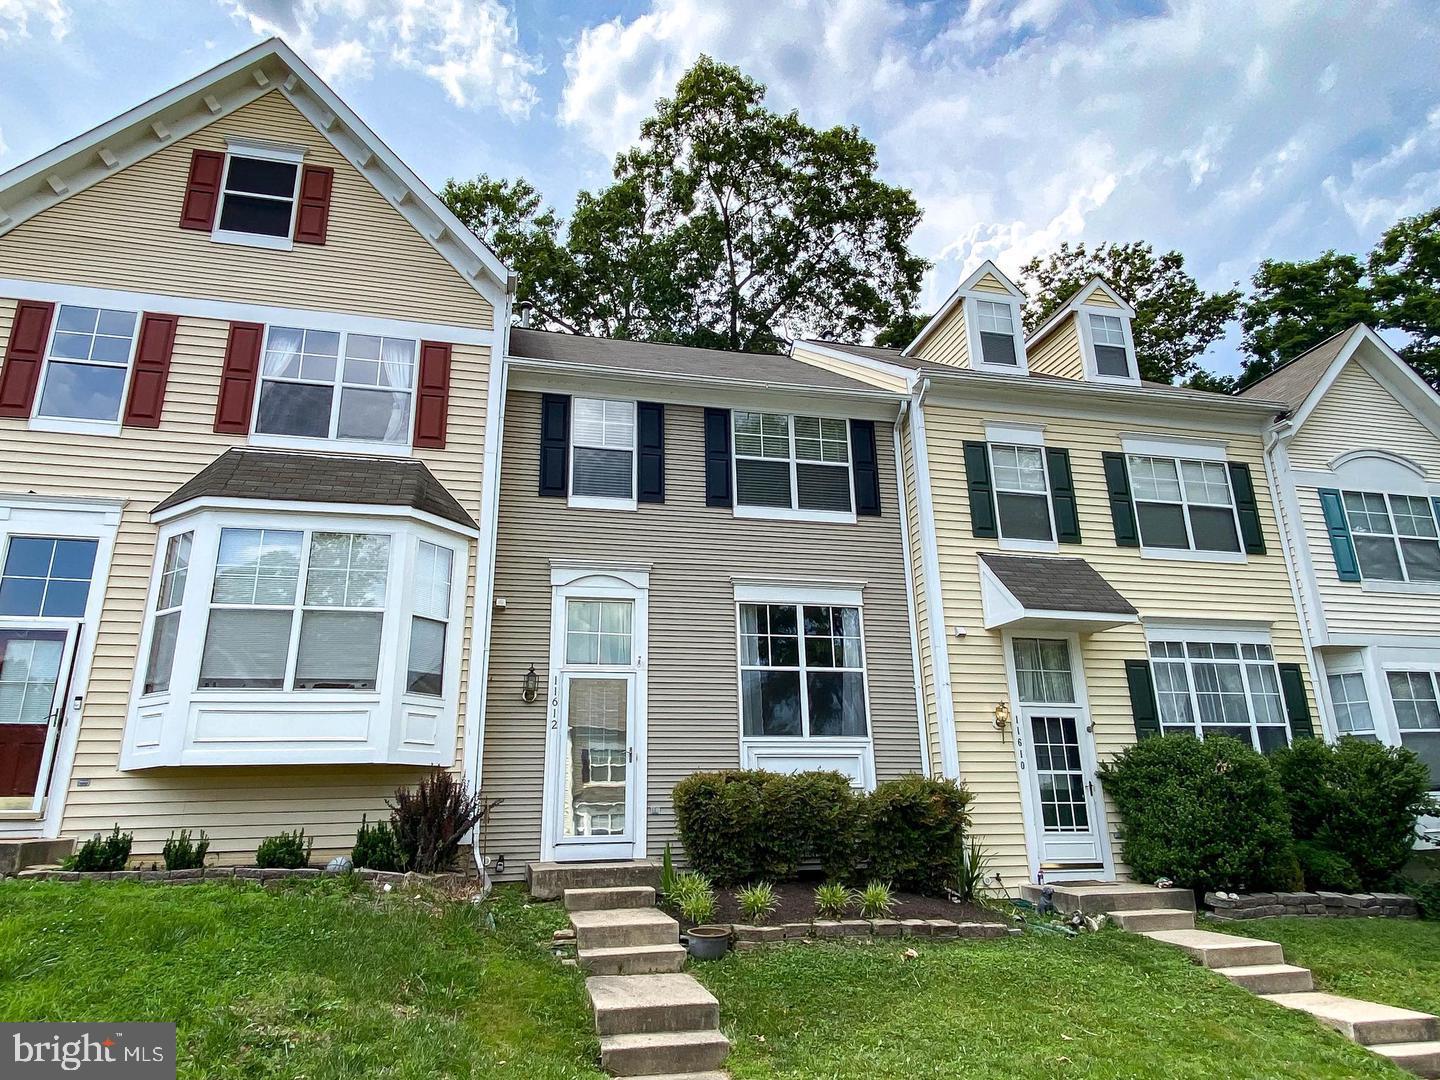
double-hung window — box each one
[1128,455,1241,553]
[255,326,417,446]
[217,153,299,241]
[1342,491,1440,583]
[739,602,867,738]
[1089,313,1132,377]
[142,532,192,696]
[990,444,1053,542]
[1386,670,1440,787]
[1326,671,1377,739]
[733,412,853,518]
[1148,639,1289,753]
[975,300,1019,366]
[406,540,452,696]
[571,398,636,506]
[35,305,139,423]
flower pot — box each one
[684,924,731,960]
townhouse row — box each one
[0,40,1435,886]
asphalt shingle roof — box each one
[980,552,1138,616]
[1236,326,1362,413]
[156,449,477,529]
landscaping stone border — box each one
[728,917,1018,949]
[12,866,477,889]
[1205,890,1419,920]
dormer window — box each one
[976,301,1019,367]
[1089,314,1131,377]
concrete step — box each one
[600,1029,730,1077]
[579,944,688,976]
[1110,908,1196,932]
[566,885,657,912]
[1214,964,1315,994]
[571,908,679,951]
[1021,881,1196,915]
[1373,1040,1440,1078]
[528,860,661,901]
[1142,928,1284,969]
[0,838,74,876]
[587,973,719,1036]
[1264,992,1440,1047]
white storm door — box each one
[555,671,638,859]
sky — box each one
[1,0,1438,376]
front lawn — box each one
[1216,915,1440,1018]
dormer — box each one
[906,261,1028,376]
[1026,277,1140,386]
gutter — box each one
[893,400,932,777]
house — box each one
[1241,326,1440,842]
[793,263,1318,886]
[0,39,513,862]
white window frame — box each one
[731,411,856,524]
[1124,443,1247,564]
[568,396,638,512]
[1144,625,1291,754]
[1076,303,1140,385]
[988,441,1058,553]
[1325,668,1378,738]
[211,139,304,252]
[1342,489,1440,586]
[29,303,143,436]
[967,296,1027,373]
[141,531,193,697]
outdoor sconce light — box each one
[522,665,539,704]
[993,701,1011,735]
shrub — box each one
[865,775,973,894]
[1294,840,1361,892]
[162,829,209,871]
[736,881,778,924]
[858,880,896,919]
[255,829,312,869]
[1407,878,1440,920]
[671,871,716,925]
[65,826,132,872]
[389,770,496,874]
[351,816,405,872]
[814,882,853,919]
[1099,734,1295,893]
[1272,738,1437,890]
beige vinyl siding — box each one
[0,92,492,329]
[914,308,971,368]
[788,343,909,392]
[482,391,921,875]
[1026,316,1084,381]
[921,400,1311,881]
[972,273,1011,295]
[0,297,490,862]
[1083,286,1121,309]
[1287,361,1440,473]
[900,421,941,776]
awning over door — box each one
[979,552,1138,634]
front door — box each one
[0,627,78,813]
[1010,636,1106,874]
[557,671,637,856]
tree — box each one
[1018,241,1241,384]
[1238,252,1382,388]
[1369,206,1440,390]
[873,311,931,350]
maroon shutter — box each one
[213,322,264,434]
[0,300,56,418]
[179,149,225,232]
[121,313,180,428]
[293,165,334,245]
[413,341,451,449]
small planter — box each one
[684,924,732,960]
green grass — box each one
[0,878,600,1080]
[1216,915,1440,1017]
[693,930,1402,1079]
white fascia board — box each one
[1024,276,1136,352]
[904,259,1025,356]
[791,339,918,387]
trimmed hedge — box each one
[866,774,973,894]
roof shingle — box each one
[980,552,1137,616]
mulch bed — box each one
[693,879,995,925]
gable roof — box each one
[0,38,511,298]
[1025,275,1136,350]
[1236,326,1363,413]
[906,259,1025,356]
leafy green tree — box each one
[1018,241,1240,384]
[873,311,931,350]
[1369,206,1440,389]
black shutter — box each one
[1228,461,1266,555]
[962,441,998,538]
[704,407,733,507]
[1318,489,1362,581]
[539,394,570,497]
[1278,663,1316,740]
[851,420,881,517]
[1101,452,1140,547]
[1125,659,1162,740]
[637,401,665,504]
[1046,447,1081,544]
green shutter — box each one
[963,441,998,539]
[1318,489,1361,581]
[1046,447,1082,544]
[1227,461,1266,555]
[1278,663,1316,740]
[1101,452,1140,548]
[1125,659,1161,740]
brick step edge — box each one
[14,867,479,888]
[1205,890,1419,920]
[728,918,1019,947]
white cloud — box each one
[0,0,69,42]
[225,0,540,117]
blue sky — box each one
[2,0,1438,375]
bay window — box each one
[406,541,452,696]
[1326,671,1377,739]
[1386,670,1440,787]
[733,411,853,519]
[1148,638,1289,753]
[142,532,192,696]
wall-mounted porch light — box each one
[522,665,539,704]
[993,701,1011,735]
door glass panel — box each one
[1030,714,1089,833]
[0,629,69,799]
[1013,638,1074,703]
[563,677,629,839]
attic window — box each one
[1089,314,1131,377]
[976,301,1019,366]
[218,155,299,239]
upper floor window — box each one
[976,300,1019,366]
[733,411,852,519]
[35,305,138,423]
[218,153,299,241]
[571,398,636,508]
[990,444,1053,542]
[1342,491,1440,583]
[1128,455,1240,554]
[1149,639,1288,753]
[739,602,867,739]
[1089,313,1132,378]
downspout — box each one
[893,400,931,777]
[909,379,961,780]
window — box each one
[990,444,1053,542]
[1386,671,1440,787]
[571,398,636,504]
[406,540,453,696]
[0,537,98,617]
[1089,313,1131,377]
[975,300,1018,366]
[733,412,852,516]
[35,305,138,422]
[255,326,417,445]
[1013,638,1074,703]
[198,528,390,691]
[1327,671,1376,739]
[1343,491,1440,583]
[1149,639,1289,753]
[566,600,634,665]
[1128,455,1240,553]
[739,603,867,738]
[217,154,298,239]
[142,532,192,695]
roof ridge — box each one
[1239,324,1363,392]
